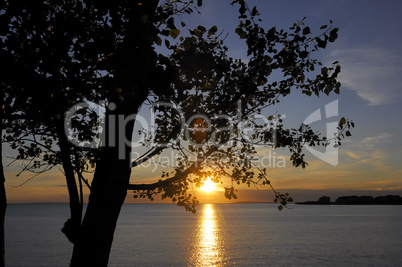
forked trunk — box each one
[69,1,159,265]
[70,98,146,266]
[70,147,131,266]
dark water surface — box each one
[5,203,402,266]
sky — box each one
[3,0,402,203]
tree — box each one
[0,0,353,266]
[0,99,8,267]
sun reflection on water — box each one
[190,204,228,266]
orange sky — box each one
[4,150,402,204]
[3,1,402,204]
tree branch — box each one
[131,123,182,168]
[128,145,218,191]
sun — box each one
[200,178,217,193]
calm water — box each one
[5,203,402,266]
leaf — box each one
[251,6,259,16]
[320,25,328,30]
[329,28,339,42]
[316,37,327,49]
[235,27,247,39]
[340,117,346,126]
[299,50,309,58]
[197,0,202,7]
[239,3,246,16]
[183,38,193,51]
[278,205,283,211]
[197,25,206,33]
[164,39,170,48]
[169,29,180,39]
[345,131,351,137]
[334,83,341,94]
[208,25,218,37]
[155,36,162,46]
[267,27,276,41]
[190,28,202,38]
[302,26,311,35]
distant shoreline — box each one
[7,201,276,205]
[296,195,402,205]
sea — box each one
[5,203,402,266]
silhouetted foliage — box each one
[0,0,353,265]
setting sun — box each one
[200,179,217,193]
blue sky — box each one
[3,0,402,202]
[139,0,402,196]
[260,0,402,192]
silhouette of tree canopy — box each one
[0,0,353,265]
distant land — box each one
[296,195,402,205]
[7,189,402,204]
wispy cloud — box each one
[345,133,393,171]
[330,48,402,106]
[346,151,361,159]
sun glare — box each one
[200,179,216,193]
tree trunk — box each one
[69,1,159,265]
[58,128,82,244]
[70,98,146,266]
[70,147,131,266]
[0,128,7,267]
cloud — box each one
[346,151,361,159]
[330,48,402,106]
[358,180,402,191]
[345,133,393,171]
[360,133,393,149]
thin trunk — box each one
[0,127,6,267]
[59,127,82,244]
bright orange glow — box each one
[200,178,217,193]
[190,204,226,265]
